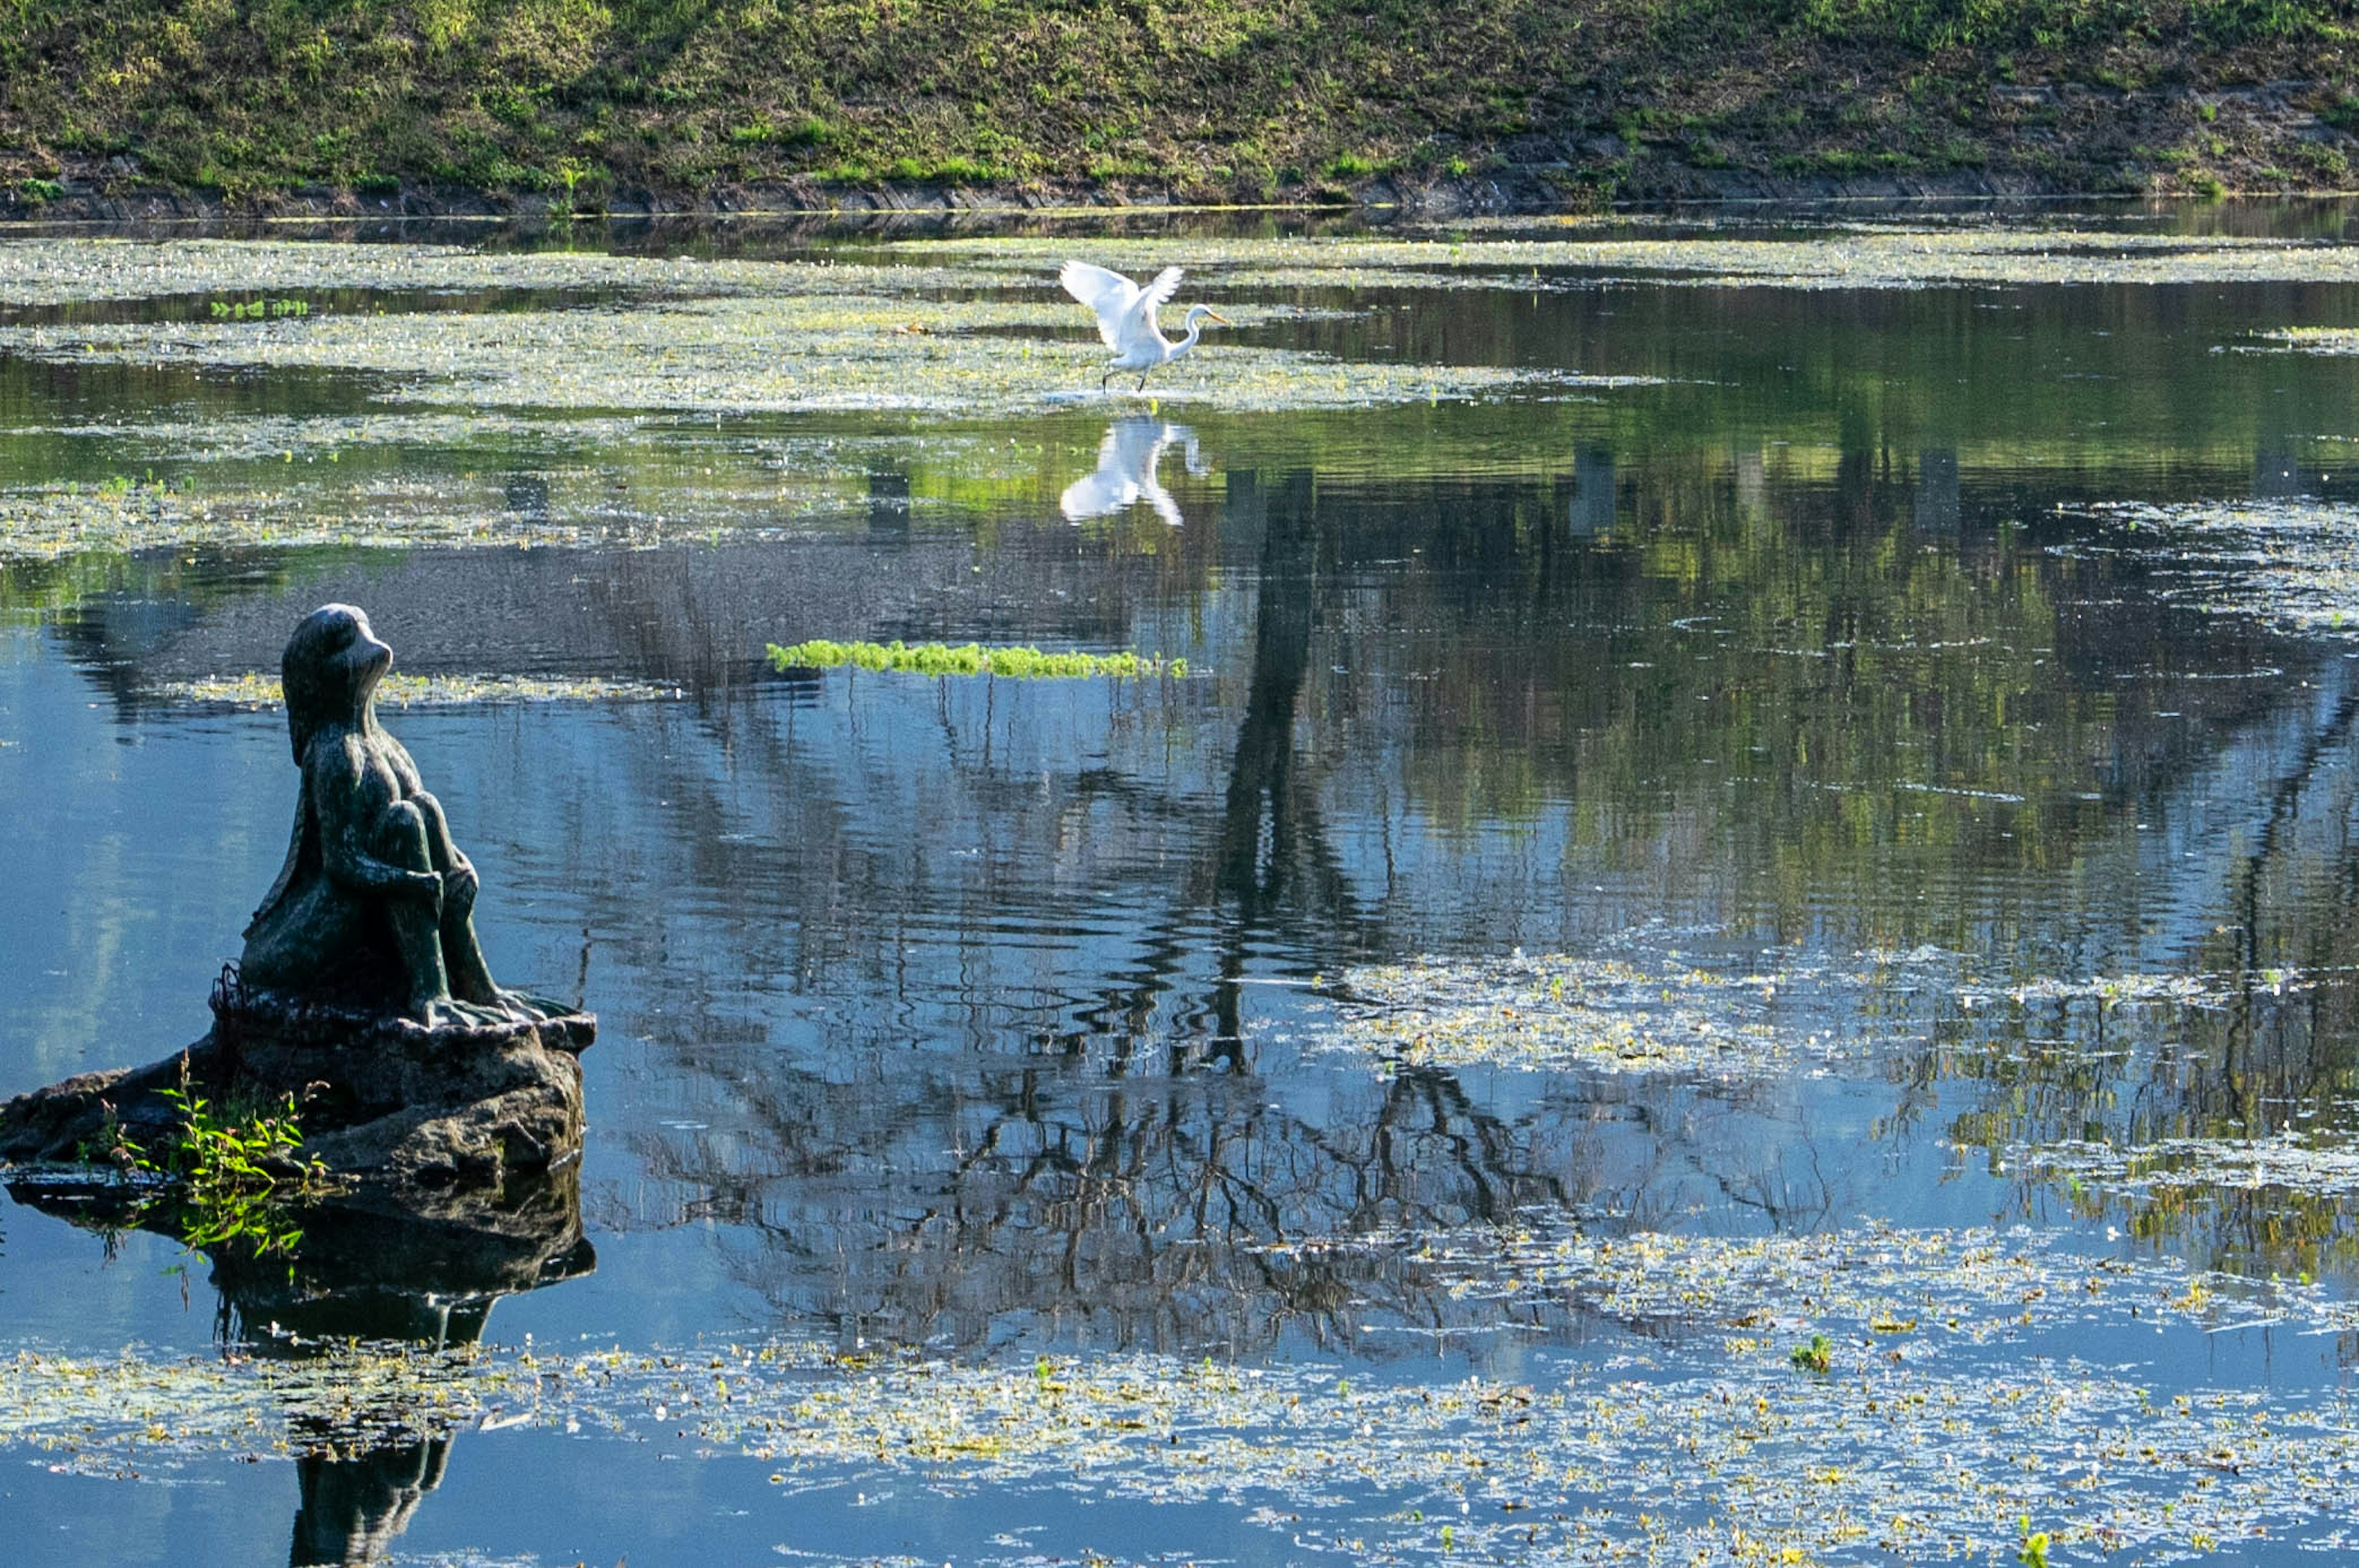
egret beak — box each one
[1205,310,1232,326]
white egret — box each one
[1060,418,1205,528]
[1058,260,1231,392]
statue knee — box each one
[375,799,433,871]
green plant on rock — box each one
[101,1063,341,1258]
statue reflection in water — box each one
[1060,418,1208,528]
[12,1170,593,1567]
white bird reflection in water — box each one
[1059,417,1208,528]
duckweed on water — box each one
[0,295,1562,417]
[915,228,2359,292]
[10,1231,2359,1566]
[155,673,681,708]
[769,640,1184,679]
[2008,1132,2359,1203]
[1309,948,1933,1077]
[1294,1214,2320,1343]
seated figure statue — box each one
[241,604,520,1026]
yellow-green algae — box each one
[8,1225,2359,1564]
[768,639,1185,680]
[0,294,1568,417]
[0,238,1031,308]
[917,227,2359,292]
[1310,948,1931,1077]
[155,673,682,708]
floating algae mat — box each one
[909,227,2359,292]
[768,639,1185,679]
[2008,1133,2359,1204]
[0,478,799,559]
[154,673,682,708]
[2075,499,2359,638]
[0,238,1036,309]
[1307,946,1944,1076]
[1275,1215,2336,1344]
[10,1227,2359,1566]
[0,295,1560,418]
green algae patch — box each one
[155,673,682,708]
[1309,947,1930,1077]
[769,639,1186,680]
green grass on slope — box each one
[1,0,2355,206]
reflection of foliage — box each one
[98,1070,341,1260]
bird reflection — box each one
[1059,418,1207,528]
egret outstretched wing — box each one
[1129,266,1183,349]
[1060,260,1184,356]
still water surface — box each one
[6,208,2359,1564]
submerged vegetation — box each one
[769,639,1186,680]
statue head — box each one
[281,604,392,764]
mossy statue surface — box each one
[243,604,524,1026]
[0,605,594,1195]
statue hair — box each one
[280,604,366,766]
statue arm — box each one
[311,737,440,898]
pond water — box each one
[7,206,2359,1565]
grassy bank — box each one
[1,0,2357,213]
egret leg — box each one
[1100,370,1114,392]
[1136,372,1150,392]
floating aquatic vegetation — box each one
[0,475,855,560]
[767,639,1184,680]
[0,294,1563,416]
[913,228,2359,292]
[2008,1131,2359,1202]
[2256,327,2359,355]
[2076,499,2359,637]
[9,1294,2359,1566]
[1277,1214,2311,1344]
[16,410,660,464]
[1963,970,2263,1008]
[0,238,1030,309]
[1308,948,1923,1077]
[154,673,681,708]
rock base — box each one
[0,974,593,1198]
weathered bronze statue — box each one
[0,603,594,1193]
[240,604,509,1025]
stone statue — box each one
[241,604,511,1026]
[1,602,593,1195]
